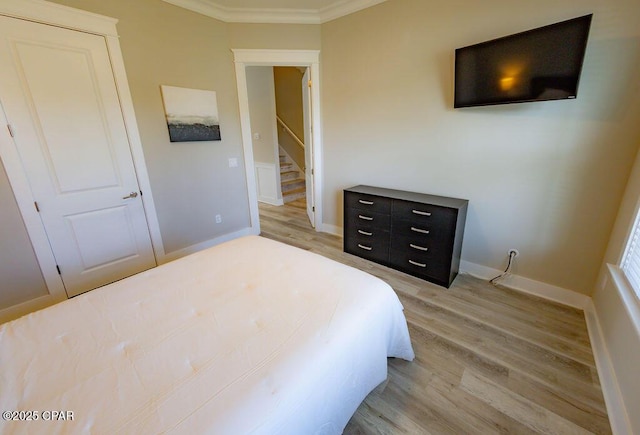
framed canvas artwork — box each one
[160,85,221,142]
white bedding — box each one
[0,235,414,434]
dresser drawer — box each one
[346,209,391,230]
[389,249,449,283]
[350,226,388,240]
[391,218,454,246]
[390,234,443,256]
[345,192,392,214]
[345,235,389,264]
[392,200,455,227]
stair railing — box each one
[276,115,304,150]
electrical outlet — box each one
[228,158,238,168]
[215,214,222,224]
[508,248,519,258]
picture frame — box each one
[160,85,221,142]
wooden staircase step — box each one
[281,178,305,193]
[278,148,305,203]
[280,162,293,171]
[284,186,305,194]
[280,170,300,182]
[283,186,306,203]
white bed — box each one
[0,235,414,434]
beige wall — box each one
[246,67,278,165]
[49,0,250,254]
[0,161,49,309]
[228,23,320,49]
[15,0,639,297]
[274,67,305,169]
[321,0,640,295]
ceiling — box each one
[161,0,387,24]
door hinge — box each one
[308,80,312,88]
[34,201,40,212]
[312,206,315,212]
[7,124,14,137]
[311,168,314,175]
[56,265,61,275]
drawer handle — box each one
[412,210,432,216]
[358,200,374,205]
[358,215,374,221]
[411,227,430,234]
[410,244,429,251]
[357,244,373,251]
[409,260,427,268]
[358,230,373,236]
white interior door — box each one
[0,16,156,298]
[302,68,315,227]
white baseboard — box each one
[459,260,590,309]
[316,228,589,309]
[259,198,284,206]
[462,261,633,433]
[584,299,632,435]
[159,227,258,264]
[0,293,65,324]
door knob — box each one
[122,191,139,199]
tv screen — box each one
[454,14,593,108]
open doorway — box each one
[245,66,310,225]
[274,66,312,224]
[232,49,322,235]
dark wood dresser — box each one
[343,185,468,288]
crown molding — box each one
[161,0,386,24]
[318,0,386,23]
[0,0,118,36]
[161,0,227,22]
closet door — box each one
[0,15,156,298]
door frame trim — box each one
[231,49,323,232]
[0,0,164,321]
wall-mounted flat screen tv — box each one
[454,14,593,108]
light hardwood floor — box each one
[258,199,611,435]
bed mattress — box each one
[0,235,414,434]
